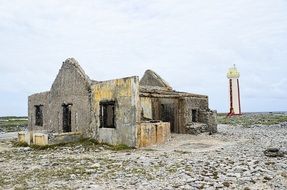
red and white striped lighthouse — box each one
[227,65,241,116]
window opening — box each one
[63,104,72,132]
[192,109,197,122]
[100,101,115,128]
[35,105,43,126]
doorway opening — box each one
[35,105,43,126]
[160,104,175,132]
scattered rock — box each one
[186,123,208,135]
[264,148,285,157]
[1,123,287,189]
[222,181,230,187]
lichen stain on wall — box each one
[90,77,139,147]
[92,79,132,102]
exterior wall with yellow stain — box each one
[137,122,170,147]
[140,97,153,119]
[91,76,140,147]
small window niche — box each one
[100,101,116,128]
[192,109,198,122]
[35,105,43,126]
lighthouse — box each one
[227,65,241,116]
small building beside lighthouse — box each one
[227,65,241,116]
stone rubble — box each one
[264,148,286,158]
[0,124,286,189]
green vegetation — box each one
[217,113,287,127]
[174,150,190,154]
[142,148,157,152]
[76,138,133,151]
[0,165,88,188]
[12,141,29,147]
[110,144,133,151]
[12,137,132,151]
[0,116,28,132]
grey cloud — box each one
[0,0,287,115]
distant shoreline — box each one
[218,111,287,115]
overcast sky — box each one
[0,0,287,116]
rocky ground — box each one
[0,123,287,190]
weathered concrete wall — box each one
[49,132,82,145]
[28,91,50,132]
[91,76,140,147]
[48,58,92,136]
[137,122,170,147]
[180,96,208,122]
[19,131,82,146]
[140,97,152,120]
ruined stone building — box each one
[28,58,217,147]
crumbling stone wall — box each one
[180,96,208,123]
[139,69,217,134]
[28,58,92,136]
[179,96,217,133]
[49,58,92,136]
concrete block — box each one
[49,132,82,145]
[139,123,156,147]
[138,122,170,147]
[18,131,31,145]
[156,122,171,144]
[33,133,48,146]
[18,132,26,143]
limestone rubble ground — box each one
[0,123,287,190]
